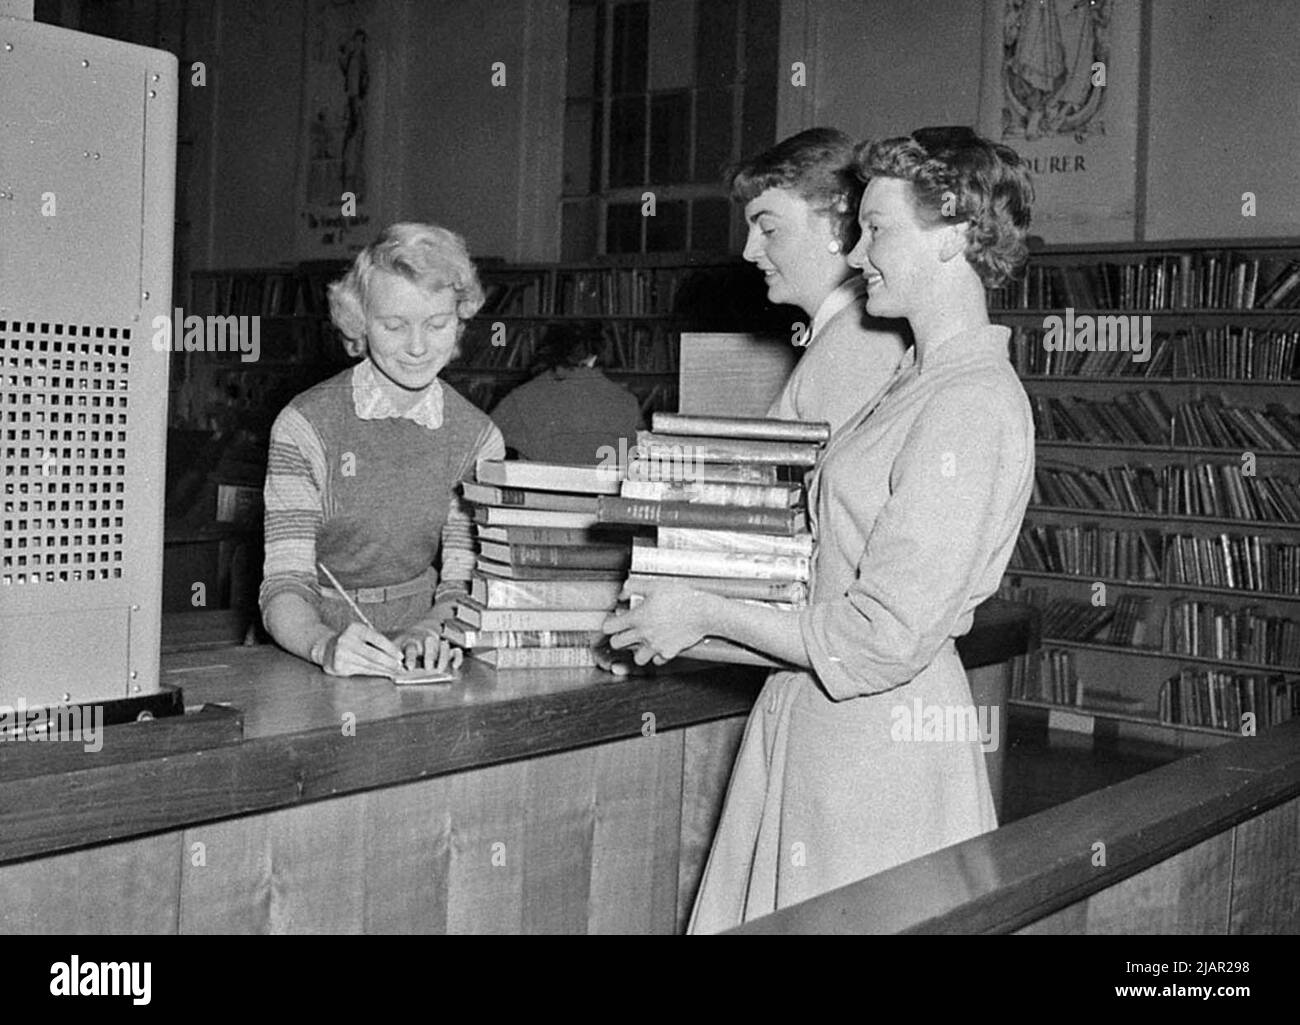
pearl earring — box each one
[827,240,841,254]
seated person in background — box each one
[731,127,910,432]
[489,323,643,464]
[259,222,504,677]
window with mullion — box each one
[560,0,777,257]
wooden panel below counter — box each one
[0,721,725,934]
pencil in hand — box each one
[316,561,403,676]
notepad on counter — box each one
[389,668,456,685]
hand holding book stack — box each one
[445,414,830,670]
[601,412,829,668]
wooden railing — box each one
[732,717,1300,934]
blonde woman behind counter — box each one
[259,223,504,678]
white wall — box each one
[203,0,306,268]
[779,0,1300,243]
[1143,0,1300,240]
[777,0,985,143]
[397,0,567,262]
[191,0,1300,268]
[197,0,567,270]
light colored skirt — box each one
[688,640,997,934]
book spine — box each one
[475,646,600,668]
[471,577,623,609]
[459,605,610,631]
[626,459,780,485]
[625,574,808,603]
[620,479,799,508]
[630,544,810,581]
[476,558,625,581]
[655,527,814,557]
[476,459,621,495]
[465,486,599,512]
[474,525,603,546]
[598,496,800,535]
[650,412,831,444]
[636,431,820,466]
[476,508,600,528]
[494,544,632,570]
[452,626,604,649]
[463,483,527,506]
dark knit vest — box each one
[289,368,492,592]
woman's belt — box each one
[319,566,438,604]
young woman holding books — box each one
[731,127,908,433]
[605,127,1036,931]
[260,222,504,678]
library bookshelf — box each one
[182,256,792,431]
[992,238,1300,747]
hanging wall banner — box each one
[297,0,384,258]
[980,0,1143,243]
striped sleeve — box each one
[436,419,505,601]
[258,404,327,612]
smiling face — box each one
[847,176,945,321]
[363,270,460,394]
[741,187,849,315]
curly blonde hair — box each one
[328,222,485,358]
[855,128,1034,288]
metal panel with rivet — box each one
[0,15,176,708]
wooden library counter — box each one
[0,599,1034,934]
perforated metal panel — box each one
[0,17,176,707]
[2,321,131,585]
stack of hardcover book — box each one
[596,412,830,666]
[444,459,633,668]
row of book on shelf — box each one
[479,266,691,318]
[191,266,346,318]
[986,252,1300,311]
[1032,391,1300,450]
[1002,584,1300,671]
[1009,326,1300,380]
[1009,645,1299,733]
[192,251,1300,321]
[1032,462,1300,524]
[1013,523,1300,594]
[554,268,688,317]
[192,264,693,321]
[437,412,828,669]
[457,320,678,373]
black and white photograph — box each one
[0,0,1296,992]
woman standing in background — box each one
[730,127,908,432]
[606,127,1036,930]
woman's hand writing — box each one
[313,622,404,677]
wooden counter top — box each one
[0,598,1036,866]
[0,651,764,865]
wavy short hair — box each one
[854,127,1034,288]
[727,127,863,248]
[328,222,485,358]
